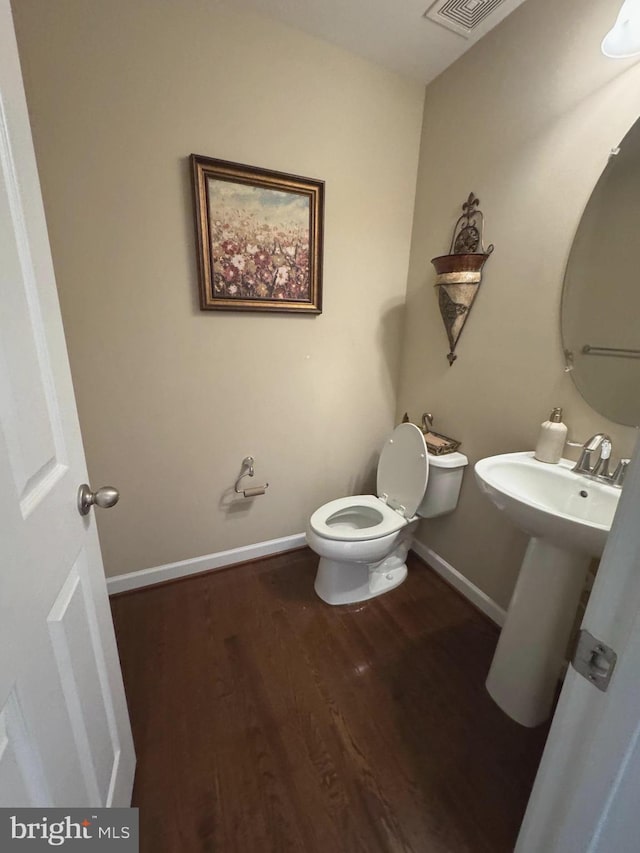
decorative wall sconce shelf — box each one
[431,193,494,365]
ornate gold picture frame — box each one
[190,155,324,314]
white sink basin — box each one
[475,452,619,557]
[474,451,621,728]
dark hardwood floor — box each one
[110,549,548,853]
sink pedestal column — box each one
[486,537,590,727]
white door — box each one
[0,0,135,807]
[516,433,640,852]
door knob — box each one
[77,484,120,516]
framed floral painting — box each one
[190,155,324,313]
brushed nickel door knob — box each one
[77,484,120,516]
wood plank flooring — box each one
[110,549,548,853]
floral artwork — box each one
[209,182,310,302]
[191,156,324,313]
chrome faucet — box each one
[572,433,628,487]
[572,433,611,477]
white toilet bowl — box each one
[306,423,468,605]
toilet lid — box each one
[377,423,429,518]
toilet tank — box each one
[416,451,468,518]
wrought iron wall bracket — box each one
[431,193,494,365]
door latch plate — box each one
[572,628,617,692]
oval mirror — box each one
[561,117,640,427]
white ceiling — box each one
[232,0,529,83]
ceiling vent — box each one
[424,0,509,38]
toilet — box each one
[306,422,468,605]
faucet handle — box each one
[572,446,592,474]
[592,439,612,479]
[611,459,630,487]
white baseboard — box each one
[411,540,506,627]
[106,533,507,627]
[106,533,307,595]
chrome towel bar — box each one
[582,344,640,359]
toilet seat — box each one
[309,423,431,544]
[308,495,407,542]
[377,423,429,517]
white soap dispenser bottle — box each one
[534,407,568,464]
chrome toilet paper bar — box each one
[234,456,269,498]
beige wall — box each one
[399,0,640,608]
[12,0,424,577]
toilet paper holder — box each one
[234,456,269,498]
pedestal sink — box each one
[475,452,620,727]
